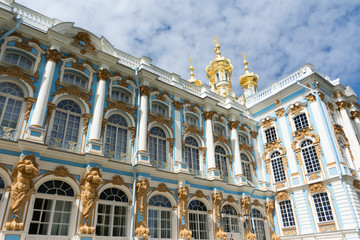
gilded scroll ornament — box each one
[306,93,316,103]
[194,190,206,199]
[0,66,36,92]
[203,111,215,121]
[135,220,150,239]
[179,224,192,240]
[136,179,149,217]
[177,186,189,217]
[45,103,56,126]
[253,199,262,207]
[79,167,103,234]
[271,232,281,240]
[105,96,137,116]
[275,191,289,201]
[53,166,70,177]
[46,49,62,63]
[148,114,173,129]
[24,97,36,121]
[216,225,227,240]
[129,127,136,146]
[183,125,204,141]
[262,119,273,128]
[319,222,336,232]
[225,195,236,203]
[318,92,325,101]
[82,114,92,136]
[309,182,325,193]
[289,104,303,115]
[250,131,258,138]
[246,229,257,240]
[5,154,39,231]
[350,110,360,120]
[112,175,124,186]
[354,179,360,190]
[214,135,230,148]
[167,138,175,156]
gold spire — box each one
[239,52,258,91]
[205,36,235,98]
[188,58,201,86]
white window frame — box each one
[184,136,201,175]
[188,200,209,240]
[264,126,277,143]
[147,195,172,239]
[151,101,168,117]
[240,153,253,183]
[300,139,321,174]
[185,113,199,127]
[149,126,168,170]
[214,124,226,136]
[104,114,129,161]
[108,77,137,107]
[311,192,334,223]
[251,208,266,240]
[270,151,286,183]
[222,205,240,233]
[278,199,296,228]
[293,113,310,131]
[215,145,229,181]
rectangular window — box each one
[265,127,277,143]
[271,156,286,183]
[279,200,296,227]
[313,192,334,222]
[294,113,309,131]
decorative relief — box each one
[214,135,230,148]
[177,186,189,217]
[250,131,258,138]
[275,108,284,118]
[239,124,249,132]
[11,33,41,52]
[333,92,343,98]
[194,190,206,199]
[318,222,336,232]
[5,154,39,230]
[241,197,250,216]
[105,95,137,116]
[306,93,316,103]
[0,66,37,92]
[79,167,103,234]
[289,104,303,115]
[333,124,353,160]
[262,140,287,173]
[182,123,204,141]
[246,229,257,240]
[167,138,175,156]
[111,175,124,186]
[136,179,149,217]
[148,114,173,129]
[240,143,253,152]
[45,103,56,126]
[318,92,325,101]
[215,226,227,240]
[212,192,223,221]
[327,102,334,111]
[309,182,326,193]
[179,224,192,240]
[134,221,150,239]
[225,195,236,203]
[53,166,70,178]
[275,191,289,201]
[82,114,92,136]
[140,86,151,96]
[200,147,207,164]
[265,201,275,226]
[203,111,215,121]
[228,120,239,130]
[271,231,281,240]
[262,118,273,128]
[253,199,262,207]
[174,101,183,110]
[101,118,108,139]
[350,110,360,120]
[291,127,322,165]
[24,97,36,121]
[309,173,320,180]
[129,127,136,146]
[283,228,297,236]
[72,32,96,54]
[46,49,62,63]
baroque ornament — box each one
[72,32,96,54]
[179,224,192,240]
[97,69,110,81]
[275,108,284,118]
[140,86,151,96]
[203,111,215,121]
[353,179,360,190]
[24,97,36,121]
[228,120,239,130]
[79,167,103,234]
[214,135,230,148]
[135,221,150,239]
[177,186,189,217]
[275,191,289,201]
[136,179,149,217]
[306,93,316,103]
[309,182,326,193]
[212,192,223,221]
[105,95,137,116]
[241,197,251,216]
[216,225,227,240]
[174,101,183,110]
[265,201,275,226]
[0,66,36,92]
[5,154,39,231]
[46,49,62,63]
[112,175,124,186]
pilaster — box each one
[136,86,151,164]
[204,111,218,179]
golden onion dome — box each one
[239,53,258,90]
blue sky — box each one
[17,0,360,98]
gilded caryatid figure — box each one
[5,154,39,230]
[135,221,150,239]
[136,178,150,217]
[178,186,189,217]
[79,167,103,234]
[179,224,192,240]
[205,36,235,98]
[241,196,251,216]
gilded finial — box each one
[213,36,221,57]
[188,58,201,86]
[239,52,259,93]
[242,52,249,72]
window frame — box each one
[188,200,209,240]
[278,199,296,228]
[270,151,286,183]
[184,136,201,175]
[300,139,321,174]
[148,126,168,170]
[264,126,277,143]
[293,113,310,131]
[215,145,229,181]
[240,153,253,184]
[311,192,334,223]
[221,204,240,233]
[147,195,172,239]
[251,208,266,240]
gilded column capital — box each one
[250,131,258,138]
[336,101,347,111]
[203,111,215,121]
[174,101,183,111]
[96,69,110,81]
[140,86,151,96]
[275,108,284,118]
[46,49,62,63]
[318,92,325,101]
[229,120,239,130]
[306,93,316,103]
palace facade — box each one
[0,1,360,240]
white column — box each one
[30,49,61,128]
[138,86,151,152]
[204,111,217,179]
[173,100,184,173]
[351,111,360,137]
[229,121,244,178]
[88,69,109,141]
[338,102,360,170]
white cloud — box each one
[16,0,360,96]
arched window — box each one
[214,125,225,136]
[240,153,253,183]
[185,114,199,127]
[111,89,131,104]
[188,200,208,240]
[184,137,200,175]
[3,52,34,71]
[0,82,24,140]
[0,176,4,200]
[148,195,172,239]
[252,209,266,240]
[215,146,228,181]
[279,200,296,227]
[239,134,247,144]
[104,114,128,161]
[49,100,82,153]
[96,188,128,237]
[301,140,321,174]
[312,192,334,223]
[28,180,75,236]
[264,127,277,143]
[293,113,309,131]
[152,102,167,116]
[63,71,88,89]
[222,205,239,233]
[271,151,286,183]
[149,127,167,169]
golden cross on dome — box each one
[242,52,247,60]
[189,58,193,66]
[213,36,219,46]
